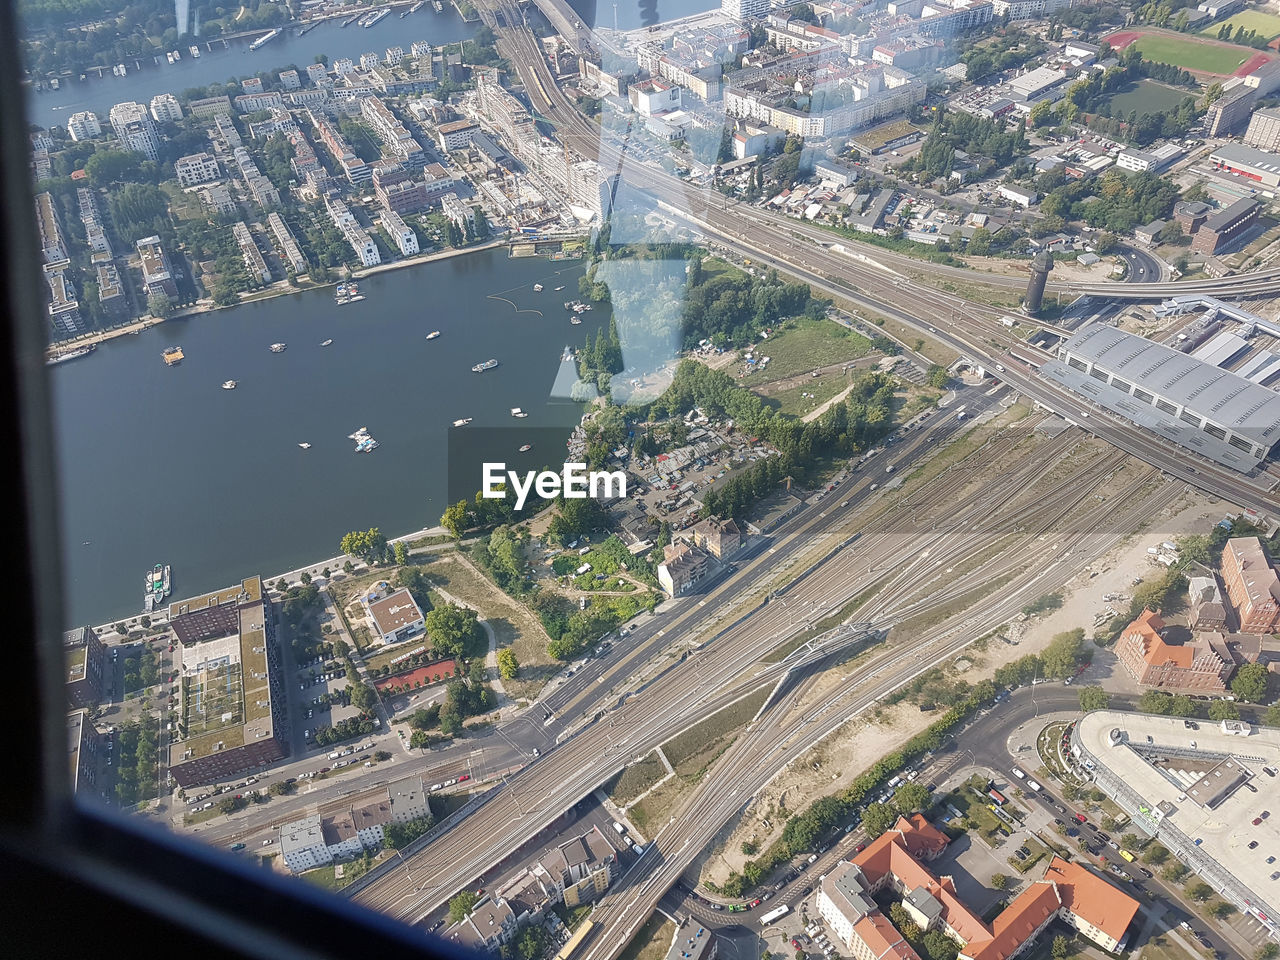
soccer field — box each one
[1131,33,1255,73]
[1201,10,1280,40]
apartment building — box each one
[175,152,221,188]
[108,101,160,161]
[66,111,101,141]
[149,93,183,123]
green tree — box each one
[1042,628,1084,679]
[862,802,898,838]
[1257,943,1279,960]
[1231,662,1269,703]
[894,781,932,814]
[1187,881,1213,902]
[1051,936,1072,960]
[926,365,950,388]
[425,604,481,658]
[1078,686,1110,711]
[1209,902,1235,919]
[340,527,389,565]
[1138,689,1173,714]
[1267,703,1280,727]
[448,890,479,922]
[148,292,173,318]
[1208,699,1240,721]
[990,872,1009,890]
[268,780,292,796]
[496,648,519,680]
[393,541,409,566]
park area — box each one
[1201,9,1280,41]
[1106,28,1271,76]
[1101,78,1195,117]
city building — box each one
[688,517,742,559]
[232,221,271,285]
[64,626,106,708]
[440,192,475,233]
[1208,143,1280,189]
[324,196,380,266]
[187,95,234,118]
[1116,143,1182,173]
[657,541,709,596]
[721,0,769,22]
[1221,537,1280,632]
[539,826,618,907]
[149,93,183,123]
[96,262,127,317]
[1188,575,1230,631]
[388,776,430,823]
[367,587,425,643]
[323,810,365,860]
[664,921,718,960]
[991,0,1070,17]
[174,152,220,188]
[445,897,517,952]
[1115,609,1236,693]
[998,185,1037,208]
[166,576,288,788]
[235,91,285,113]
[278,69,301,90]
[1174,200,1212,234]
[306,62,329,85]
[200,182,238,216]
[1205,88,1256,137]
[66,111,101,141]
[1072,710,1280,942]
[44,261,82,335]
[724,64,925,137]
[438,118,479,152]
[385,46,405,66]
[35,192,64,263]
[629,79,683,117]
[1245,106,1280,151]
[280,814,333,873]
[108,102,160,161]
[241,77,265,95]
[1192,196,1262,255]
[67,709,100,796]
[1134,219,1166,245]
[1041,323,1280,470]
[352,799,392,848]
[310,110,372,184]
[360,96,424,164]
[817,814,1139,960]
[379,209,419,256]
[267,212,308,275]
[136,235,178,299]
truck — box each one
[613,821,625,835]
[760,904,790,926]
[1026,779,1042,792]
[328,751,341,760]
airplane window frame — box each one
[0,4,472,955]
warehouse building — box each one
[1072,711,1280,944]
[1041,324,1280,471]
[1208,143,1280,189]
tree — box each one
[922,930,960,960]
[425,604,481,658]
[1208,699,1240,721]
[990,872,1009,890]
[894,782,932,814]
[393,541,409,566]
[1187,881,1213,902]
[1231,662,1270,703]
[448,890,479,922]
[862,802,898,838]
[1051,936,1072,960]
[269,780,291,796]
[926,365,950,388]
[1267,702,1280,728]
[1078,686,1110,711]
[340,528,388,565]
[1042,628,1084,679]
[1257,944,1279,960]
[1138,689,1173,714]
[1142,843,1168,865]
[1209,902,1235,919]
[148,292,173,318]
[496,648,519,680]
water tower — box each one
[1025,251,1053,316]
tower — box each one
[1025,251,1052,316]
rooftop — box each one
[1074,709,1280,911]
[368,588,424,636]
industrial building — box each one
[1042,324,1280,471]
[1191,196,1261,255]
[1208,143,1280,189]
[1072,711,1280,943]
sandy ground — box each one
[960,254,1120,284]
[699,482,1230,886]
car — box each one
[1273,872,1280,881]
[285,777,296,784]
[261,839,273,846]
[1140,868,1153,878]
[1255,818,1264,826]
[319,767,331,773]
[1249,841,1260,850]
[475,888,484,896]
[168,644,174,652]
[458,774,470,782]
[710,903,724,911]
[1267,856,1276,865]
[230,843,246,851]
[855,843,866,853]
[750,899,762,907]
[792,940,800,950]
[1074,814,1088,824]
[1263,811,1272,819]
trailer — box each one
[988,788,1008,806]
[760,904,790,926]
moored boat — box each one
[533,283,543,291]
[452,418,472,426]
[163,346,184,365]
[222,380,237,390]
[270,342,287,353]
[46,344,96,366]
[472,358,499,372]
[519,444,532,452]
[163,565,171,596]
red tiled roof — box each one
[1123,610,1194,668]
[854,912,921,960]
[965,883,1061,960]
[1043,857,1139,944]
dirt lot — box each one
[960,254,1120,285]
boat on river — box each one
[452,418,472,426]
[511,407,528,418]
[222,380,237,390]
[519,444,532,452]
[47,344,95,366]
[472,358,499,373]
[298,442,311,449]
[533,283,543,292]
[163,565,171,597]
[320,339,333,347]
[270,343,287,353]
[163,346,184,365]
[426,331,441,340]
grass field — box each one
[1131,32,1256,73]
[1101,79,1194,117]
[1202,9,1280,40]
[608,750,668,805]
[738,316,871,385]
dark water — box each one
[24,9,476,131]
[51,249,604,626]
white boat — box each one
[452,418,472,427]
[270,342,287,353]
[347,427,368,440]
[554,286,564,291]
[533,283,543,291]
[298,442,312,449]
[519,444,532,452]
[570,317,583,325]
[222,380,237,390]
[426,331,441,340]
[511,407,529,418]
[320,339,333,346]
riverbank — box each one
[46,236,519,359]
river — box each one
[51,249,606,626]
[24,7,477,131]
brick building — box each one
[1115,610,1237,693]
[1221,536,1280,632]
[64,625,106,708]
[1191,198,1261,256]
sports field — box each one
[1107,28,1268,75]
[1201,9,1280,40]
[1102,79,1194,116]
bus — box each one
[988,789,1008,806]
[760,904,790,926]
